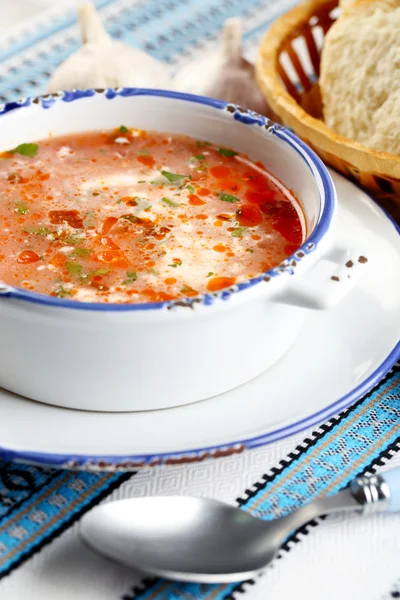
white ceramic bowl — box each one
[0,89,354,412]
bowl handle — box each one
[273,246,369,310]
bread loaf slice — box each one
[320,0,400,155]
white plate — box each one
[0,172,399,469]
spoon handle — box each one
[279,469,400,541]
[350,468,400,514]
[382,469,400,512]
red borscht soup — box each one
[0,129,304,303]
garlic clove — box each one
[48,2,171,92]
[78,2,111,45]
[172,18,271,116]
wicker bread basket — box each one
[256,0,400,221]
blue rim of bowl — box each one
[0,201,398,468]
[0,88,336,311]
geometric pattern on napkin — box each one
[127,365,400,599]
[0,471,132,579]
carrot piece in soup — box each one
[17,250,40,264]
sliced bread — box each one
[320,0,400,155]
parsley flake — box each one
[218,147,237,157]
[72,248,91,257]
[124,271,137,285]
[161,197,179,208]
[24,226,51,237]
[55,286,72,298]
[169,259,182,268]
[232,227,247,237]
[161,170,187,183]
[219,192,239,203]
[196,140,211,148]
[66,262,84,276]
[65,233,83,245]
[14,201,29,215]
[119,125,129,133]
[11,143,39,158]
[88,268,110,278]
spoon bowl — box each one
[81,496,279,582]
[80,469,400,583]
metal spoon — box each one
[80,468,400,583]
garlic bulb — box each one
[172,18,270,116]
[48,3,171,92]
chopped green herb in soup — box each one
[0,128,304,303]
